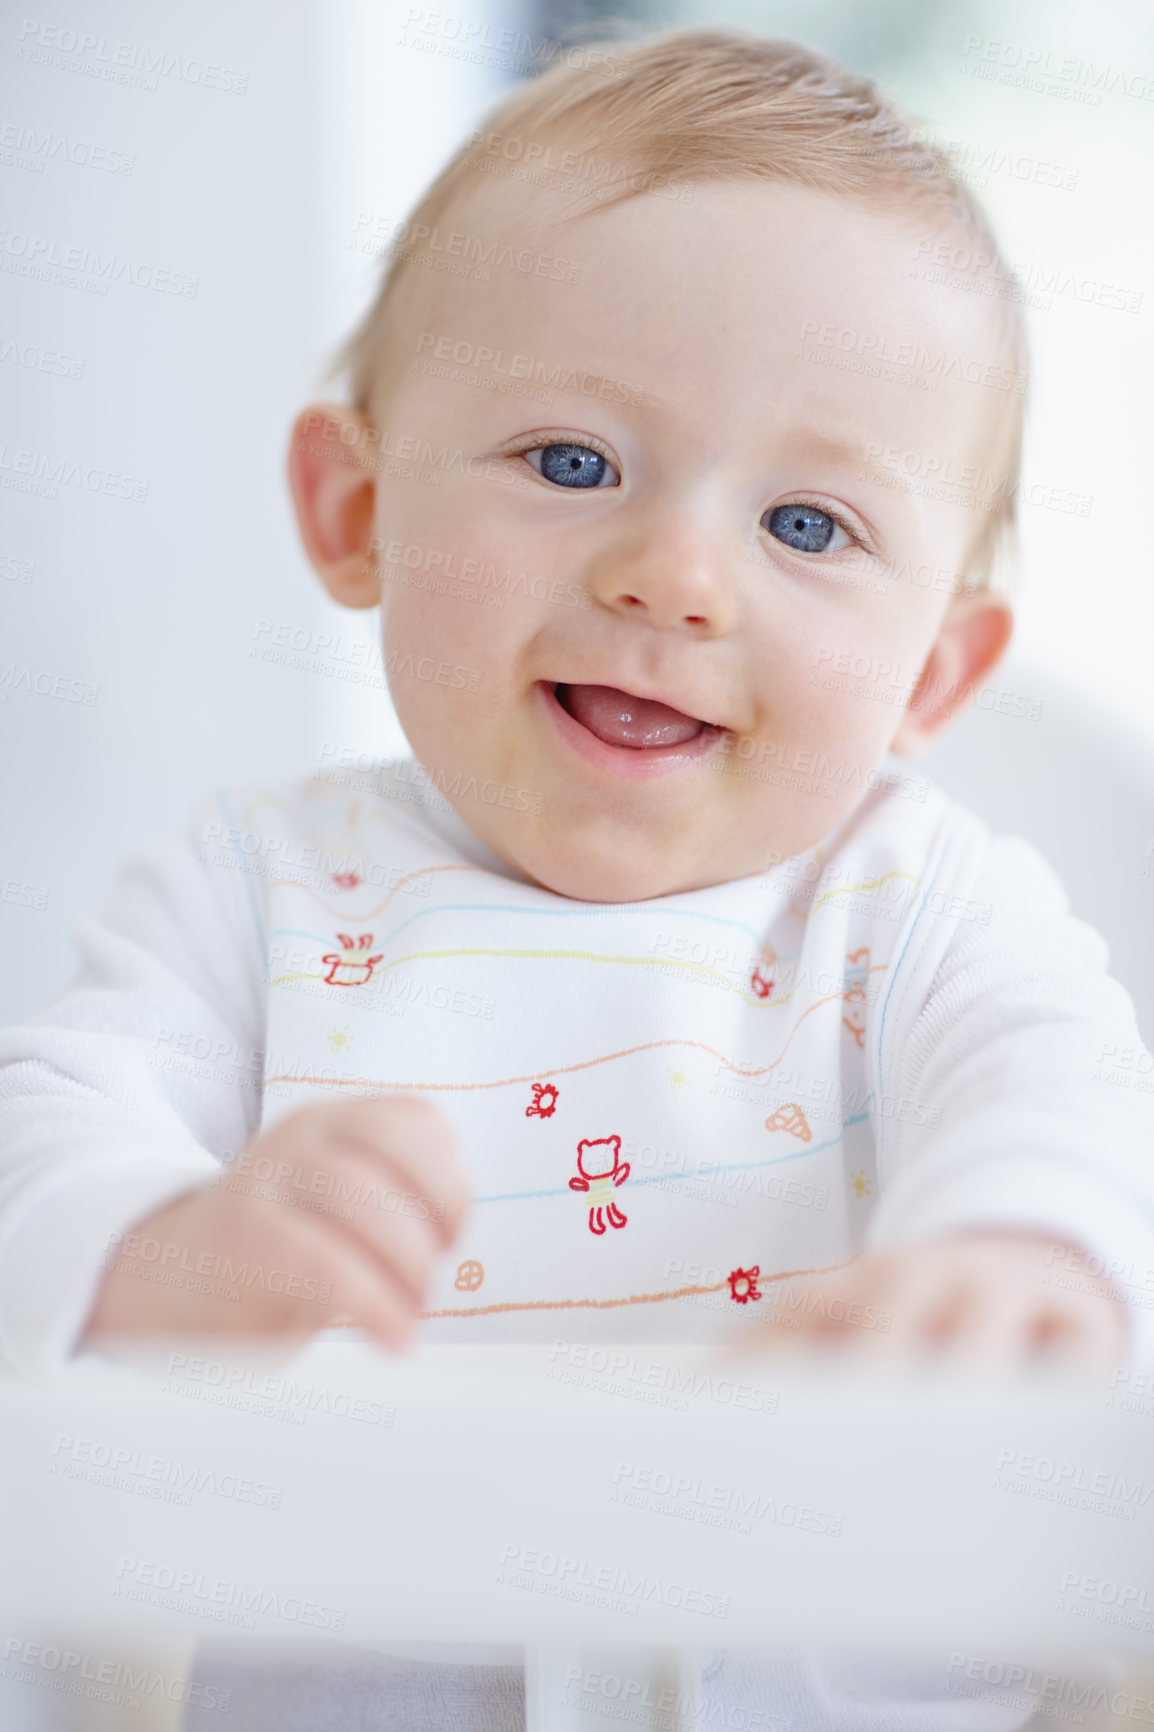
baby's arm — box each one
[752,835,1154,1374]
[83,1095,467,1351]
[0,790,465,1375]
[0,793,259,1376]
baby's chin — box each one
[459,782,854,901]
[479,823,752,904]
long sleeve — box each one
[865,830,1154,1368]
[0,789,267,1379]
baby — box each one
[2,25,1152,1731]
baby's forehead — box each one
[394,168,1016,457]
[413,163,1009,341]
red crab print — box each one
[728,1266,762,1304]
[526,1082,559,1119]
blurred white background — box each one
[2,0,1153,1034]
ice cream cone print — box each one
[764,1102,812,1143]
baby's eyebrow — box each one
[783,429,921,505]
[485,350,672,415]
[552,371,673,415]
[786,429,872,469]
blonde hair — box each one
[338,28,1027,592]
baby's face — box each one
[358,178,1010,901]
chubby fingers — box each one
[224,1096,471,1346]
[250,1097,470,1245]
[740,1258,896,1369]
[215,1198,423,1349]
[732,1237,1129,1383]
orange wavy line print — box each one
[264,964,889,1094]
[328,1257,857,1323]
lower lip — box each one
[536,681,725,780]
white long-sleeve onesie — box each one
[1,755,1152,1731]
[2,754,1152,1375]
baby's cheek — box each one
[779,668,896,767]
[379,580,441,652]
[377,585,510,749]
[718,679,906,860]
[381,581,484,673]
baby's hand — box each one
[734,1230,1129,1380]
[81,1098,468,1352]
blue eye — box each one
[763,503,847,554]
[526,443,618,489]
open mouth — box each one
[541,681,724,779]
[554,682,708,749]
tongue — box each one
[557,683,703,748]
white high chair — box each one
[1,1341,1152,1731]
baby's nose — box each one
[585,520,737,636]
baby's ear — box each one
[287,402,380,608]
[889,588,1014,755]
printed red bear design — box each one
[569,1135,630,1235]
[322,933,384,986]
